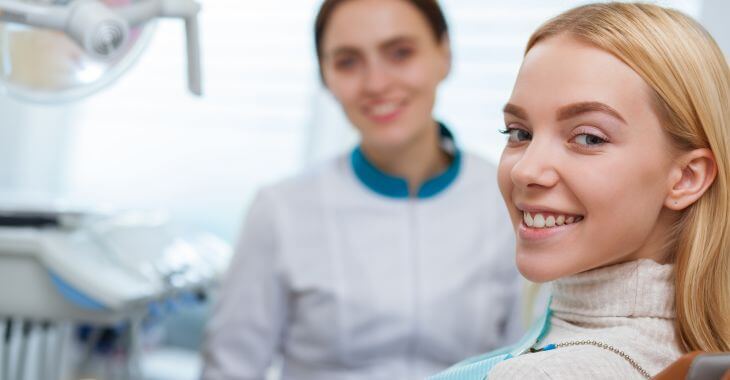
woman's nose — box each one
[510,137,560,190]
[362,61,393,95]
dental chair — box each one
[654,352,730,380]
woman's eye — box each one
[391,47,413,61]
[573,133,607,147]
[334,57,358,70]
[499,127,532,143]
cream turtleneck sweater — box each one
[488,259,683,379]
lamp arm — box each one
[0,0,69,30]
[115,0,202,95]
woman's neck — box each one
[360,121,451,196]
[552,259,675,319]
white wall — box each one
[700,0,730,55]
[0,97,74,203]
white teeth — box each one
[524,211,534,227]
[371,103,398,116]
[533,214,546,228]
[522,211,582,229]
[545,215,555,227]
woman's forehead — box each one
[511,35,652,119]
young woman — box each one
[201,1,521,379]
[431,2,729,379]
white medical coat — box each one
[202,150,520,380]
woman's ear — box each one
[665,148,717,210]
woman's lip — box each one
[517,220,581,242]
[517,204,581,216]
[364,102,406,123]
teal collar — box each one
[351,123,461,199]
[427,297,553,380]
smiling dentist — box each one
[201,1,521,379]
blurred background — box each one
[0,0,726,379]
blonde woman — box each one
[430,2,729,380]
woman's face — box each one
[498,34,679,282]
[320,0,449,151]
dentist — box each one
[202,1,520,379]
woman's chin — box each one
[516,252,571,283]
[361,131,416,152]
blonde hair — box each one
[525,3,730,352]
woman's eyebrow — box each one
[503,103,529,120]
[325,36,416,59]
[556,101,626,123]
[380,35,417,50]
[326,46,359,59]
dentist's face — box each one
[320,0,449,152]
[498,34,677,282]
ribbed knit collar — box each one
[552,259,675,319]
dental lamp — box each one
[0,0,202,102]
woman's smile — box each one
[516,207,584,242]
[363,99,407,124]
